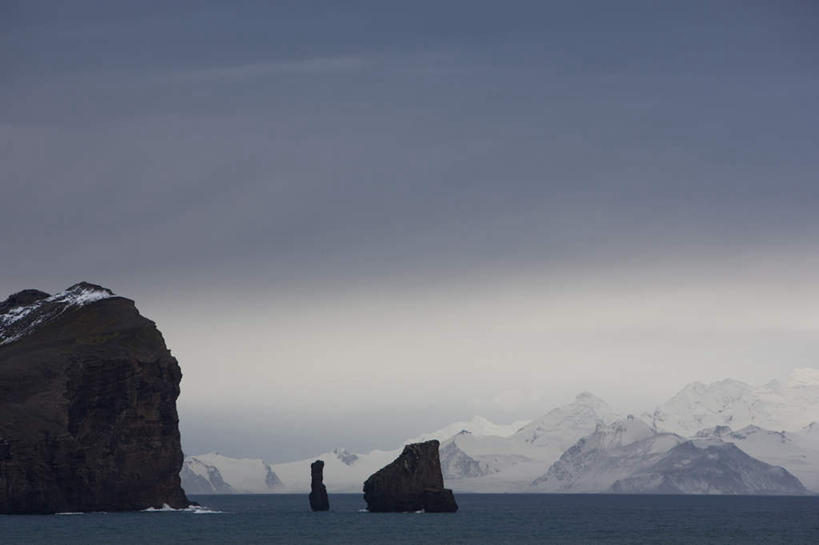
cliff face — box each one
[0,283,190,513]
[363,440,457,513]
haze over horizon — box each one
[2,1,818,462]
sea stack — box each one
[0,283,190,514]
[309,460,330,511]
[363,440,458,513]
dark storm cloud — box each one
[3,0,818,296]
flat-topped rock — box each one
[363,440,457,513]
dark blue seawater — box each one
[1,494,817,545]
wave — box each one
[142,504,223,514]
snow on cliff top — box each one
[0,283,115,345]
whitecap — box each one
[190,508,223,514]
[142,503,175,512]
[142,504,222,514]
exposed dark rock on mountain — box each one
[181,453,282,494]
[363,440,458,513]
[439,431,500,480]
[333,448,359,466]
[531,416,809,495]
[309,460,330,511]
[0,283,190,513]
[180,460,235,494]
[0,289,49,315]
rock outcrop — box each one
[309,460,330,511]
[0,283,190,513]
[362,440,457,512]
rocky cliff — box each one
[0,282,190,513]
[363,440,457,513]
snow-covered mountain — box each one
[181,368,819,495]
[695,425,819,491]
[437,431,545,491]
[533,417,807,495]
[181,457,235,494]
[610,438,807,495]
[532,416,684,492]
[181,453,282,494]
[437,392,621,492]
[269,416,532,492]
[269,447,400,493]
[183,393,621,494]
[648,369,819,436]
[514,392,619,450]
[407,416,530,444]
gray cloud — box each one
[2,0,818,460]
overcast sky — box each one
[2,1,818,461]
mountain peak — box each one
[0,289,49,314]
[51,282,115,304]
[652,369,819,436]
[695,425,733,438]
[333,448,359,465]
[597,416,655,446]
[0,282,117,346]
[787,368,819,387]
[575,391,608,407]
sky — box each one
[2,1,818,462]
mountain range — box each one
[182,369,819,495]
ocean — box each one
[1,494,817,544]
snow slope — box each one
[648,369,819,435]
[695,425,819,492]
[266,393,619,493]
[531,416,684,492]
[181,457,235,494]
[182,453,282,494]
[514,392,619,449]
[532,417,808,495]
[611,439,808,495]
[269,447,400,493]
[406,415,530,443]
